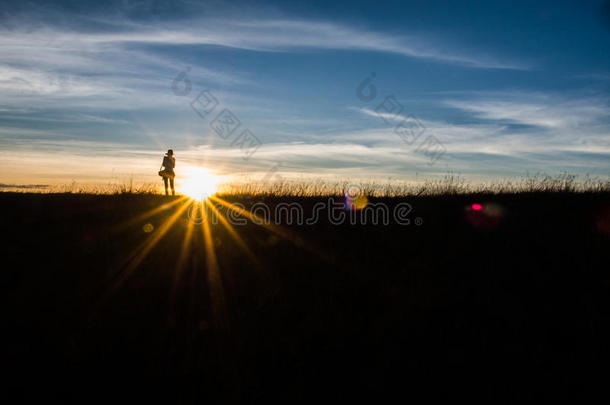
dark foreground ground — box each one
[2,192,610,402]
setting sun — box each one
[179,167,219,200]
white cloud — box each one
[354,100,610,159]
[0,17,528,70]
[445,95,609,129]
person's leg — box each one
[170,177,175,196]
[163,177,169,195]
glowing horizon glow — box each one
[179,167,219,200]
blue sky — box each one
[0,0,609,186]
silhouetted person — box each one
[159,149,176,196]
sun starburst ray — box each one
[209,195,302,243]
[110,196,189,234]
[110,199,191,292]
[204,199,263,270]
[169,219,195,304]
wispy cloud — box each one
[353,98,610,159]
[0,17,529,70]
[445,95,609,129]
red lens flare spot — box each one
[471,203,483,211]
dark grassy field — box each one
[2,191,610,402]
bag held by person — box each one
[158,168,175,179]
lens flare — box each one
[346,194,368,210]
[466,202,505,228]
[345,184,368,210]
[595,206,610,235]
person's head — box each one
[167,149,173,156]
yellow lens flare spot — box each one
[179,167,219,200]
[351,195,368,210]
